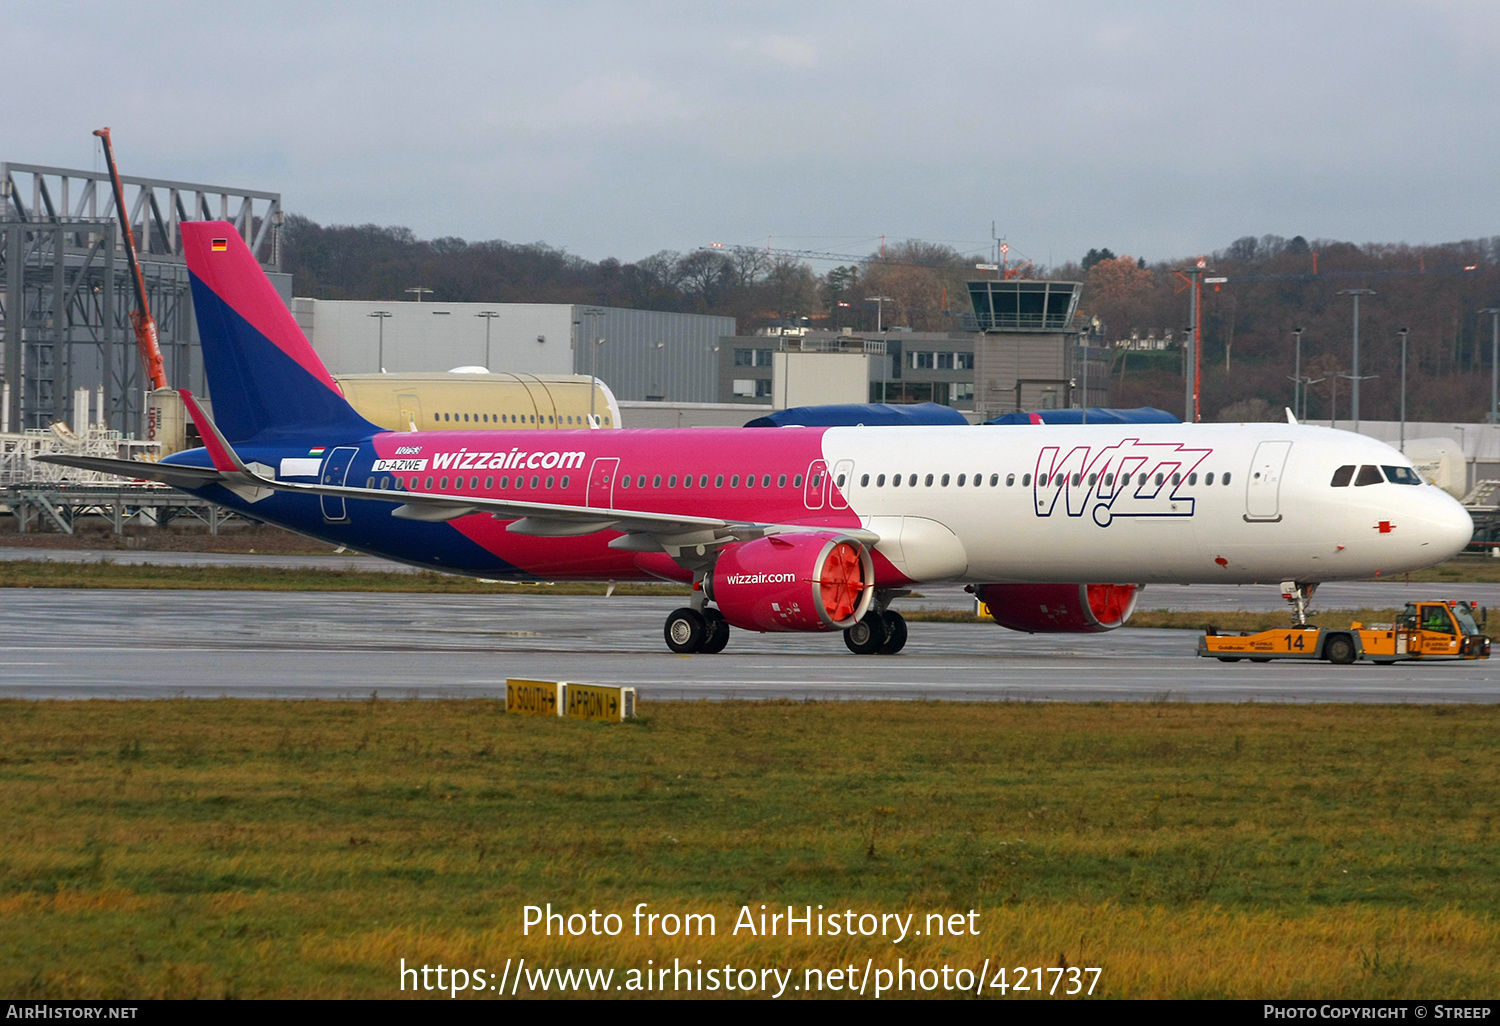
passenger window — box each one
[877,474,886,486]
[1019,474,1028,486]
[715,475,725,488]
[731,475,740,487]
[700,475,708,488]
[1330,465,1355,487]
[653,475,662,488]
[1383,465,1421,485]
[957,474,966,486]
[762,475,772,488]
[779,475,788,487]
[1355,465,1383,486]
[621,475,631,489]
[796,475,806,487]
[439,476,449,489]
[745,474,755,488]
[1172,472,1181,485]
[365,477,374,488]
[836,473,846,487]
[516,476,525,489]
[892,474,902,487]
[670,475,679,488]
[1205,472,1214,485]
[1222,472,1231,485]
[530,475,539,488]
[905,474,914,487]
[545,475,554,489]
[560,476,569,488]
[860,474,869,487]
[1071,473,1081,487]
[683,475,693,488]
[925,474,934,486]
[941,474,950,486]
[1188,472,1196,485]
[499,476,509,488]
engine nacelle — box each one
[709,533,875,632]
[979,583,1141,633]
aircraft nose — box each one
[1426,491,1474,561]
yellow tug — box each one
[1199,593,1490,665]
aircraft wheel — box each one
[1217,657,1242,663]
[1250,657,1272,663]
[877,610,909,655]
[843,612,885,655]
[700,610,731,654]
[664,607,707,654]
[1324,634,1356,665]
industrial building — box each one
[717,278,1110,419]
[294,299,733,404]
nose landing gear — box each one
[1281,580,1319,626]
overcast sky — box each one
[5,1,1498,269]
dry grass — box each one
[0,699,1496,998]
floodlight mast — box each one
[93,128,168,392]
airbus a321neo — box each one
[44,223,1474,656]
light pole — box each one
[580,307,605,419]
[865,295,893,333]
[368,310,392,372]
[1398,328,1409,452]
[1289,327,1304,419]
[1338,288,1375,430]
[475,311,499,370]
[1481,308,1500,425]
[405,286,433,303]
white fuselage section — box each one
[822,422,1474,585]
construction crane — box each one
[94,127,168,392]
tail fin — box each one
[182,221,378,443]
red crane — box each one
[93,127,169,391]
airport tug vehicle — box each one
[1199,582,1490,665]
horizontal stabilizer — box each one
[33,454,226,490]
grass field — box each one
[0,699,1496,999]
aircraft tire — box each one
[876,611,908,655]
[1217,657,1242,662]
[843,612,885,655]
[664,607,707,654]
[700,610,731,654]
[1324,634,1357,665]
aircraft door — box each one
[320,446,360,522]
[804,459,829,510]
[587,457,620,509]
[829,459,855,510]
[397,393,422,433]
[1245,441,1292,521]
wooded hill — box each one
[283,217,1500,424]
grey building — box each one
[296,299,733,404]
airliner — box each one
[43,222,1474,656]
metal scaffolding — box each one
[1,161,282,435]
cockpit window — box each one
[1354,465,1384,486]
[1383,465,1422,486]
[1330,465,1355,487]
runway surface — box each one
[3,589,1496,704]
[2,544,1497,612]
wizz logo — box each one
[1033,439,1213,527]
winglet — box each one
[1286,407,1299,425]
[181,389,249,474]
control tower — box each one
[960,278,1106,418]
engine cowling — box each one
[979,583,1141,633]
[709,533,875,632]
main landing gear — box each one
[664,607,730,654]
[842,609,908,655]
